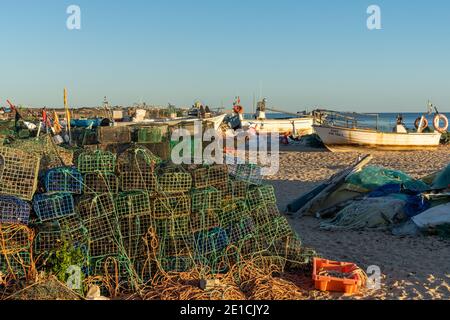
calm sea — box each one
[245,112,449,132]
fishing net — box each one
[432,164,450,190]
[346,166,430,192]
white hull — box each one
[243,118,314,136]
[314,125,442,151]
[114,114,226,131]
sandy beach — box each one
[266,145,450,300]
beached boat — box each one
[231,98,314,136]
[113,114,227,131]
[313,124,442,152]
[243,118,314,136]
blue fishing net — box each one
[346,166,429,193]
[432,164,450,190]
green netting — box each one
[246,185,277,210]
[159,256,194,273]
[153,215,191,237]
[258,216,294,248]
[8,135,74,172]
[190,209,221,233]
[157,172,192,193]
[432,164,450,189]
[0,251,31,278]
[346,166,430,192]
[77,150,116,174]
[191,187,222,213]
[116,192,152,217]
[137,126,167,144]
[230,180,251,200]
[153,194,191,219]
[191,165,229,189]
[218,200,250,227]
[116,146,161,173]
[120,171,157,193]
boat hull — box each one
[313,125,442,152]
[243,118,314,136]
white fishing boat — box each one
[231,98,314,136]
[114,113,227,131]
[314,124,442,151]
[243,117,314,136]
[312,110,444,151]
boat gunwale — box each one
[313,124,442,137]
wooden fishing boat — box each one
[113,114,227,131]
[313,124,442,152]
[243,117,314,136]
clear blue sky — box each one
[1,0,449,112]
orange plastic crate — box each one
[312,258,363,295]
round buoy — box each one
[414,117,429,130]
[233,105,243,114]
[433,114,449,133]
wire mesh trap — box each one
[153,215,191,238]
[119,171,157,193]
[191,165,229,189]
[218,200,251,228]
[0,141,319,295]
[77,150,116,174]
[157,172,192,194]
[194,227,229,256]
[7,135,73,172]
[83,172,119,194]
[116,191,152,218]
[0,251,32,280]
[0,146,40,201]
[246,185,277,210]
[0,196,32,225]
[190,209,221,233]
[0,224,33,280]
[98,126,131,145]
[33,193,76,222]
[45,167,83,194]
[153,193,191,219]
[137,125,168,144]
[229,163,263,185]
[191,187,222,213]
[116,146,161,173]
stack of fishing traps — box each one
[0,143,314,290]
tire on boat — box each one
[414,117,429,130]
